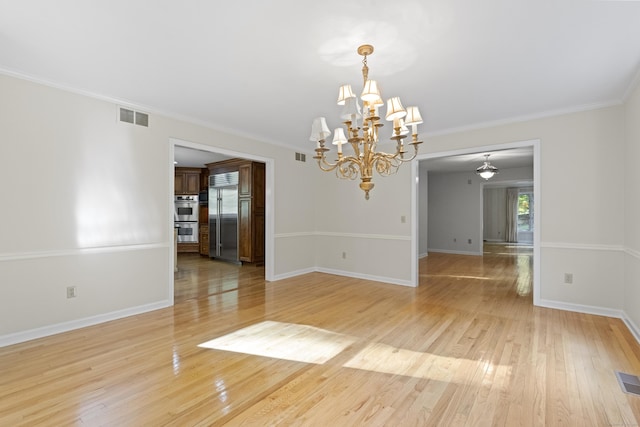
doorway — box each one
[412,139,541,305]
[169,138,274,303]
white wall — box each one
[312,158,414,286]
[427,171,483,255]
[624,79,640,340]
[0,73,317,344]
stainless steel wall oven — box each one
[174,195,199,243]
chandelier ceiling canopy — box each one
[309,44,423,200]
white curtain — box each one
[506,187,519,242]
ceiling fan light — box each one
[475,154,499,180]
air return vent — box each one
[118,107,149,127]
[119,107,134,124]
[616,371,640,396]
[135,111,149,127]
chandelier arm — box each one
[371,155,400,177]
[392,145,421,163]
[315,152,365,175]
[315,159,339,173]
[337,160,360,180]
[314,151,341,172]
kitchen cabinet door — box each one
[175,168,201,195]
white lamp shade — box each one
[404,106,423,125]
[361,80,382,104]
[332,128,348,145]
[309,117,331,142]
[337,85,355,105]
[385,96,407,121]
[340,96,362,120]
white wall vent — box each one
[135,111,149,127]
[119,107,134,124]
[119,107,149,127]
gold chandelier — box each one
[309,44,423,200]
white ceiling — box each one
[1,0,640,160]
[173,146,232,168]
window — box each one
[517,191,533,232]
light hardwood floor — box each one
[2,245,640,426]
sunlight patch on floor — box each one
[199,321,357,364]
[200,321,512,386]
[343,342,512,386]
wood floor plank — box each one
[1,246,640,426]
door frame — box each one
[411,138,541,306]
[168,137,275,303]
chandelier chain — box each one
[361,54,369,84]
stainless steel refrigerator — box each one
[208,172,239,263]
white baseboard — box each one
[538,299,640,346]
[270,267,316,281]
[622,311,640,345]
[427,248,483,256]
[271,267,415,287]
[0,300,172,348]
[537,299,624,318]
[315,267,415,287]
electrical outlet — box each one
[342,252,347,259]
[400,215,406,224]
[66,286,77,298]
[564,273,573,284]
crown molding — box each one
[0,67,300,153]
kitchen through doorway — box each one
[170,138,274,303]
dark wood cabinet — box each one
[174,167,200,194]
[207,159,265,264]
[199,224,209,256]
[237,162,265,263]
[200,168,209,192]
